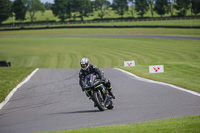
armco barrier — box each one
[0,25,200,31]
[1,16,200,29]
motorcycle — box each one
[83,74,114,111]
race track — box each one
[0,69,200,133]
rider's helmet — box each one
[80,58,90,71]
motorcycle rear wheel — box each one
[92,92,105,111]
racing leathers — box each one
[79,64,115,99]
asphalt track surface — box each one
[0,68,200,133]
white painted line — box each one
[115,68,200,97]
[0,68,39,110]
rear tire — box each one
[92,92,105,111]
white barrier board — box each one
[124,61,135,67]
[149,65,164,73]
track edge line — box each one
[0,68,39,110]
[115,68,200,97]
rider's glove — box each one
[100,77,105,82]
[104,78,109,84]
[82,84,89,91]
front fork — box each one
[104,92,113,107]
[85,88,104,101]
[86,85,111,107]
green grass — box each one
[0,35,199,93]
[0,67,35,102]
[3,10,59,23]
[0,28,200,36]
[69,19,200,26]
[39,115,200,133]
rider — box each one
[79,58,115,99]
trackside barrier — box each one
[1,25,200,31]
[1,16,200,29]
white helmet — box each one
[80,58,90,70]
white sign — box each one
[124,60,135,67]
[149,65,164,73]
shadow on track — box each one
[48,109,100,115]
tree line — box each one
[0,0,200,24]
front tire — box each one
[92,92,105,111]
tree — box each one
[12,0,27,21]
[154,0,168,17]
[191,0,200,15]
[91,1,96,10]
[0,0,12,24]
[51,0,72,21]
[94,0,110,19]
[44,2,52,10]
[147,0,155,17]
[72,0,93,21]
[174,0,190,16]
[167,0,176,17]
[112,0,128,18]
[135,0,149,18]
[128,0,135,18]
[27,0,45,22]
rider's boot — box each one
[85,91,92,99]
[108,87,115,99]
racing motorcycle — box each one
[83,74,114,111]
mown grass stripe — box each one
[0,36,199,93]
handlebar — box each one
[83,79,101,89]
[93,79,100,86]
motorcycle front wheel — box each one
[92,92,105,111]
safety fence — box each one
[1,16,200,29]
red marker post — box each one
[68,22,70,26]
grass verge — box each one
[0,28,200,36]
[39,115,200,133]
[0,36,199,94]
[0,67,35,102]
